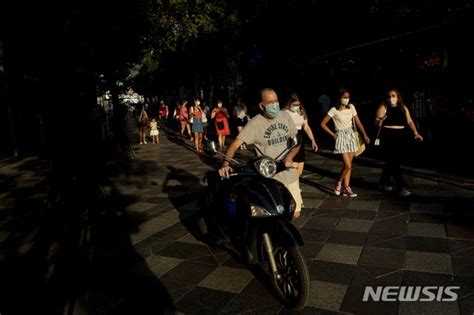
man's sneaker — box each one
[342,186,358,197]
[380,184,394,192]
[334,181,342,196]
[400,188,412,197]
[140,142,143,145]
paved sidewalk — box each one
[1,129,474,314]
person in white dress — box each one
[149,117,160,144]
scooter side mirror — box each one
[274,136,299,162]
[203,141,218,155]
[288,137,298,149]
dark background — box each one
[1,2,474,314]
[1,0,473,172]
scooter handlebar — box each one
[220,173,239,180]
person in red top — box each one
[159,100,168,123]
[211,100,230,151]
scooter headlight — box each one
[250,204,273,217]
[254,158,277,178]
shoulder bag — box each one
[353,116,365,157]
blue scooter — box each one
[200,139,310,310]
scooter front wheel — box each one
[270,246,310,310]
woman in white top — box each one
[283,93,318,178]
[320,89,370,197]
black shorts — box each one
[236,117,248,128]
[294,129,305,163]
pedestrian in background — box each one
[159,100,168,124]
[179,100,193,141]
[211,100,230,151]
[192,99,204,153]
[149,117,160,144]
[283,93,319,178]
[233,98,249,150]
[138,105,149,144]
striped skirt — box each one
[334,128,359,154]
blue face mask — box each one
[290,105,300,112]
[264,102,280,118]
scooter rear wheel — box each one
[270,246,310,310]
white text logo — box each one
[363,286,460,302]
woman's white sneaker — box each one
[334,181,342,196]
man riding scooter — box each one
[203,88,310,310]
[219,88,303,219]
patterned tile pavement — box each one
[1,127,474,314]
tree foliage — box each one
[138,0,240,75]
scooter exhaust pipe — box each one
[263,233,281,280]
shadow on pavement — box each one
[162,166,207,241]
[303,163,380,194]
[0,159,174,315]
[316,149,474,191]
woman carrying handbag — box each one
[321,88,370,197]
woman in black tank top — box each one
[375,89,423,197]
[384,105,407,126]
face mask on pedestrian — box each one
[341,98,350,106]
[290,104,300,112]
[390,97,397,106]
[217,103,222,108]
[196,101,200,105]
[264,102,280,118]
